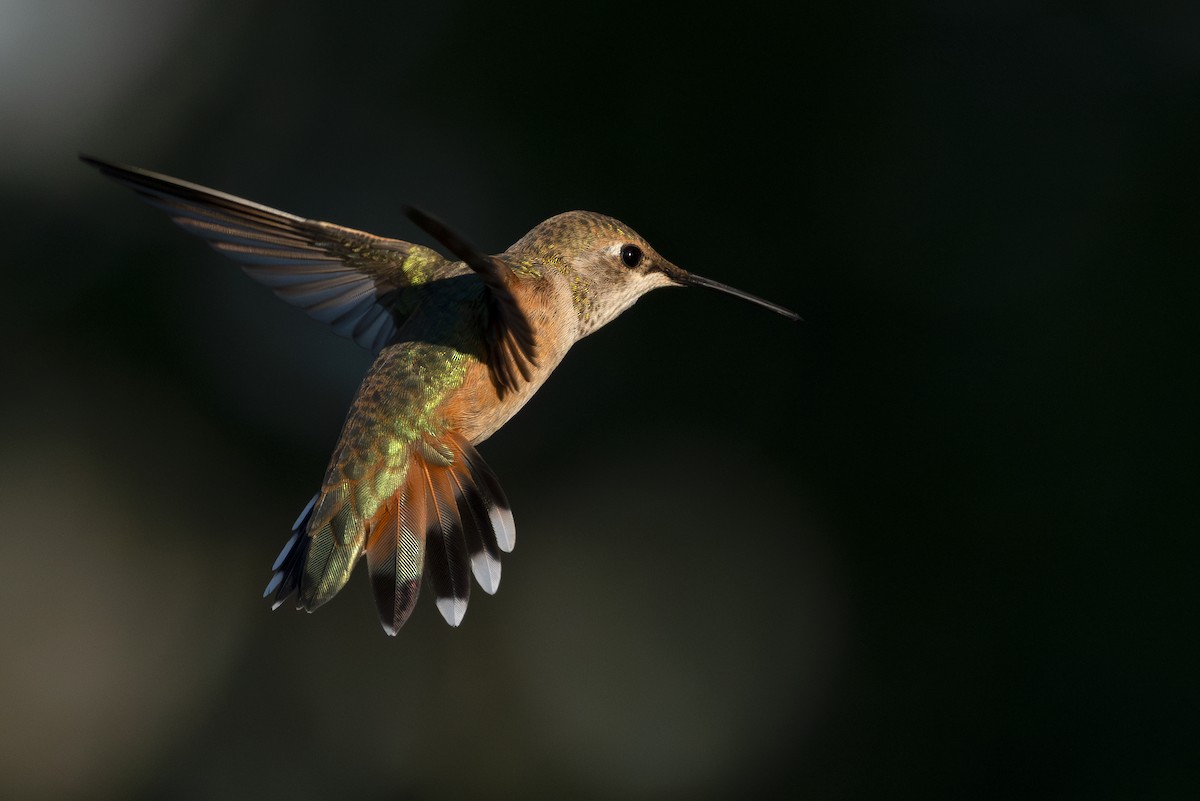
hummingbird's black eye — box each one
[620,244,643,268]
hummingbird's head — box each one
[506,211,675,337]
[509,211,798,338]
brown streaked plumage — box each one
[82,155,798,635]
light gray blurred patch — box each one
[0,0,204,188]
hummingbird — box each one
[82,155,798,635]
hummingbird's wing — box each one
[82,156,465,354]
[402,206,539,397]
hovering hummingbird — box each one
[82,155,798,635]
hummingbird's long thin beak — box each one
[676,271,801,321]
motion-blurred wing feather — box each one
[81,155,453,353]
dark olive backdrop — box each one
[1,2,1196,799]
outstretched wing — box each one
[82,155,457,353]
[84,155,542,391]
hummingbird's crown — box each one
[506,210,635,260]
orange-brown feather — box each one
[363,465,427,635]
[421,460,471,625]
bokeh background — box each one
[2,1,1197,799]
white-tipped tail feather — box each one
[471,551,502,595]
[436,596,469,627]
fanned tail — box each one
[267,431,516,636]
[363,433,515,634]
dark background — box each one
[1,2,1196,799]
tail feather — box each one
[364,477,426,635]
[422,464,471,627]
[452,432,516,553]
[447,465,502,595]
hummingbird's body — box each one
[83,156,797,635]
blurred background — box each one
[1,1,1197,798]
